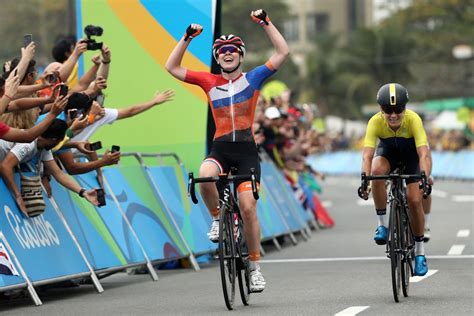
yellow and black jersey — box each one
[364,109,428,149]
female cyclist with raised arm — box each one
[166,9,289,293]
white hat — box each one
[265,106,281,119]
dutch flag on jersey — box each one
[0,243,19,276]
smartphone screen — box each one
[23,34,33,48]
[59,85,68,97]
[68,109,78,120]
[111,145,120,153]
[96,188,106,207]
[89,141,102,151]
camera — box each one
[84,25,103,51]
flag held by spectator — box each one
[0,243,19,276]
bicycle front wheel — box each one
[389,200,402,303]
[236,215,250,305]
[400,207,413,297]
[219,205,236,310]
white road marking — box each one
[322,200,333,208]
[410,269,438,283]
[452,195,474,202]
[357,200,373,206]
[261,255,474,264]
[335,306,370,316]
[457,229,470,238]
[431,189,448,198]
[448,245,465,255]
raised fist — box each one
[251,9,270,26]
[184,24,203,41]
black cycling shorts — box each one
[375,140,420,184]
[205,141,261,190]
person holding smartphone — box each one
[0,96,67,143]
[166,9,289,293]
[0,119,100,217]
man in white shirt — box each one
[0,119,99,217]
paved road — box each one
[1,177,473,315]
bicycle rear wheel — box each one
[400,208,413,297]
[219,205,236,310]
[236,214,250,305]
[389,200,401,303]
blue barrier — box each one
[146,165,216,255]
[0,175,98,285]
[0,153,313,306]
[102,167,190,261]
[261,162,308,233]
[257,184,290,239]
[307,150,474,180]
[50,179,142,270]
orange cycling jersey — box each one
[184,61,276,142]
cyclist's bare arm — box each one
[416,145,432,177]
[165,24,202,81]
[251,10,290,70]
[362,146,375,176]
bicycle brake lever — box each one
[188,172,199,204]
[250,168,259,200]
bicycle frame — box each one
[187,169,258,310]
[360,170,427,302]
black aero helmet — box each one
[376,83,409,108]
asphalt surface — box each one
[1,177,473,315]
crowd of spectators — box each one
[253,92,472,167]
[0,31,173,217]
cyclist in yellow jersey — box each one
[359,83,433,276]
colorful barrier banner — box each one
[78,0,216,172]
[49,174,146,271]
[146,165,216,255]
[257,184,289,240]
[261,163,307,232]
[103,166,189,261]
[0,176,90,282]
[266,162,314,223]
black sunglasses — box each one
[218,46,238,55]
[381,106,405,114]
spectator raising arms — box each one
[0,119,99,217]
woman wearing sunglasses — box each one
[166,9,289,293]
[359,83,433,276]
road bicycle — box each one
[188,168,259,310]
[359,169,430,302]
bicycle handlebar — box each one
[187,168,260,204]
[359,171,431,199]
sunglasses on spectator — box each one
[218,46,239,55]
[381,106,405,114]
